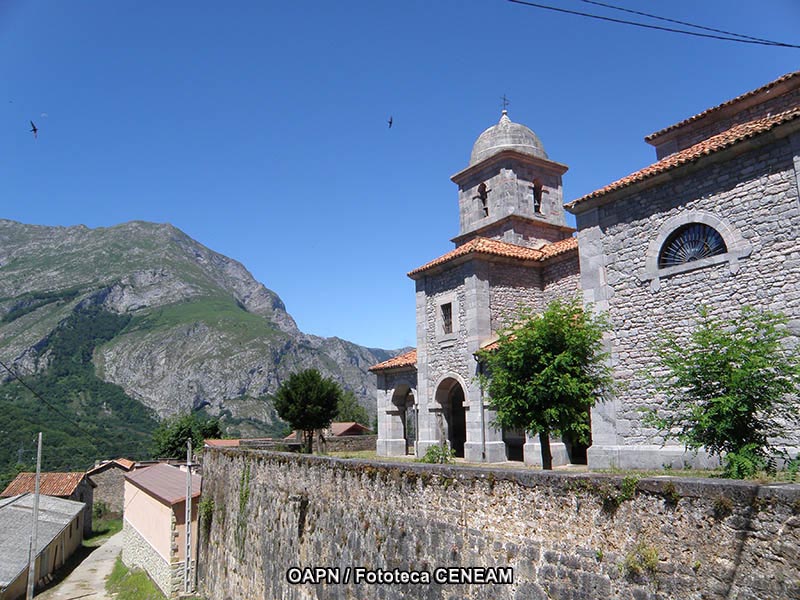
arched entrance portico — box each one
[434,377,467,458]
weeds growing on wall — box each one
[234,462,251,557]
[622,541,659,581]
[199,496,214,537]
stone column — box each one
[523,433,570,467]
[376,374,411,457]
[576,208,621,469]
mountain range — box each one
[0,219,400,472]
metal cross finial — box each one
[501,94,510,112]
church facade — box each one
[371,71,800,469]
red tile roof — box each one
[1,472,91,498]
[369,349,417,372]
[568,107,800,211]
[329,422,372,436]
[646,70,800,142]
[86,458,135,475]
[124,463,201,506]
[408,236,578,278]
[204,439,241,448]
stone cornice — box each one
[451,149,568,185]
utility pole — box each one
[184,439,193,594]
[26,432,42,600]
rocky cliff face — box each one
[0,219,398,433]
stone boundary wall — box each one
[198,449,800,600]
[122,519,183,598]
[323,434,377,453]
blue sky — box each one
[2,1,798,350]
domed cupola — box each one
[451,110,570,248]
[469,110,548,165]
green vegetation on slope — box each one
[125,295,282,345]
[107,556,167,600]
[1,287,82,324]
[0,305,159,487]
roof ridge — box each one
[645,70,800,142]
[569,106,800,210]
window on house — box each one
[476,183,489,217]
[441,303,453,335]
[532,181,543,214]
[658,223,727,268]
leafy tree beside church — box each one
[274,368,342,453]
[477,298,613,470]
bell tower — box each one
[450,111,572,248]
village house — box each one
[122,463,201,598]
[0,494,85,600]
[1,472,94,535]
[86,458,135,515]
[372,70,800,469]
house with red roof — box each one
[86,458,136,515]
[372,70,800,470]
[1,472,95,535]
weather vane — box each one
[501,94,510,112]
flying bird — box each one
[387,116,393,129]
[29,121,38,139]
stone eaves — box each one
[450,149,568,185]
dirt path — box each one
[36,531,124,600]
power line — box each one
[578,0,780,45]
[0,357,100,447]
[506,0,800,49]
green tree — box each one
[151,413,222,459]
[477,298,613,469]
[274,369,342,453]
[647,306,800,478]
[335,390,371,427]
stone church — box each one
[371,70,800,469]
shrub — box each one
[646,306,800,478]
[419,443,455,464]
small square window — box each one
[441,303,453,335]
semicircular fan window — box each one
[658,223,727,269]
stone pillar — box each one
[575,208,621,469]
[376,374,413,457]
[414,282,439,457]
[523,433,570,467]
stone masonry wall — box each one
[488,262,544,331]
[542,253,581,305]
[122,519,183,598]
[421,264,471,392]
[89,466,125,514]
[198,448,800,600]
[581,134,800,450]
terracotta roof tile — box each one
[369,349,417,372]
[1,472,89,498]
[568,107,800,211]
[538,236,578,258]
[408,236,577,278]
[646,71,800,142]
[86,458,135,476]
[329,422,371,436]
[203,439,241,448]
